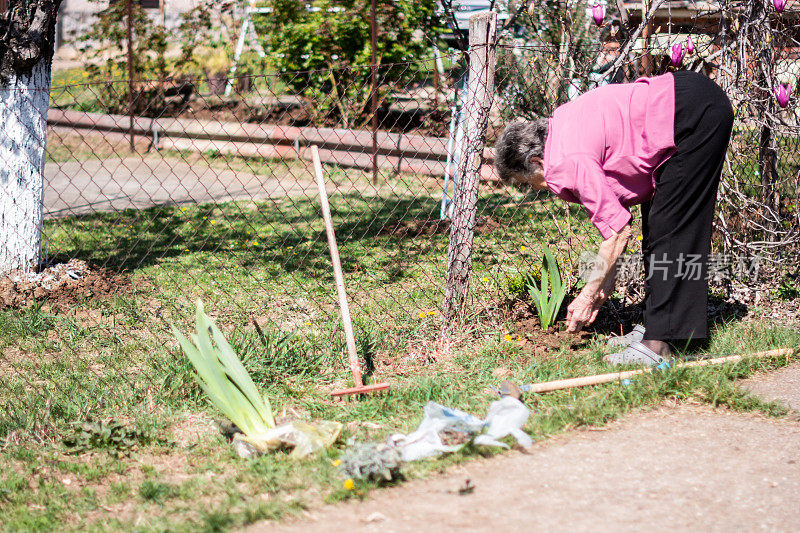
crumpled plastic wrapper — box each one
[388,397,533,462]
[232,420,343,459]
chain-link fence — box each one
[2,0,799,448]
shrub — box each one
[255,0,442,127]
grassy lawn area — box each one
[1,160,798,530]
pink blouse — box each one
[543,73,676,239]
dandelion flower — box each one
[427,311,438,316]
[306,322,312,326]
[636,235,643,241]
[482,277,489,282]
[343,479,355,490]
[253,241,259,246]
[181,207,187,211]
[503,334,513,342]
[418,312,426,318]
[520,246,526,252]
[211,220,217,225]
[331,459,341,467]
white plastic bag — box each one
[474,396,533,449]
[390,397,531,461]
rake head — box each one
[330,382,391,401]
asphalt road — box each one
[44,157,317,218]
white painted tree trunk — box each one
[0,58,51,275]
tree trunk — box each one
[0,0,62,275]
[0,58,50,273]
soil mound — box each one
[0,259,131,309]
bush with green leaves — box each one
[254,0,442,127]
[74,0,168,114]
[74,0,240,113]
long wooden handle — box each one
[310,146,362,387]
[526,348,793,394]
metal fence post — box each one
[442,11,497,323]
[370,0,379,185]
[126,0,135,153]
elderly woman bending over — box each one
[494,71,733,367]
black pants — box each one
[641,71,734,341]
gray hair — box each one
[494,118,550,182]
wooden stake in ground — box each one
[442,11,498,322]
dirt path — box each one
[741,363,800,411]
[250,370,800,533]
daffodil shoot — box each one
[525,246,566,331]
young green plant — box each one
[172,300,276,442]
[526,246,566,330]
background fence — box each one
[2,1,800,444]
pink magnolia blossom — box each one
[671,43,686,67]
[774,0,787,13]
[592,3,605,27]
[775,83,791,108]
[687,36,695,55]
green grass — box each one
[0,160,797,530]
[0,319,796,530]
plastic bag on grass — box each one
[389,397,532,461]
[233,420,343,459]
[474,396,533,449]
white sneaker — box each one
[604,341,667,367]
[606,324,645,349]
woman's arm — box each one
[565,224,632,333]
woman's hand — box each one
[565,289,602,333]
[565,225,629,333]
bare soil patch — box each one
[380,216,505,239]
[486,297,591,357]
[0,259,132,310]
